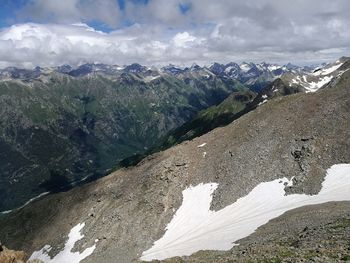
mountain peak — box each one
[124,63,147,73]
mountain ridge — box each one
[1,60,349,262]
[1,57,348,212]
[0,67,245,211]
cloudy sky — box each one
[0,0,350,68]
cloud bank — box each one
[1,0,350,67]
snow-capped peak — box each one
[239,62,252,72]
[312,61,343,76]
[288,58,349,92]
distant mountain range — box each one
[0,61,317,91]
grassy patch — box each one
[341,255,350,261]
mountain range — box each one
[0,56,350,263]
[0,60,315,86]
[0,59,313,212]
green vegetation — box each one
[341,255,350,261]
[119,89,257,167]
[0,71,246,211]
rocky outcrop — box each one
[0,244,27,263]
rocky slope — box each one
[0,60,349,262]
[119,75,309,168]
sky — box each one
[0,0,350,68]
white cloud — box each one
[1,21,350,69]
[2,0,350,67]
[172,32,197,47]
[0,23,205,68]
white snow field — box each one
[141,164,350,261]
[29,222,96,263]
[291,75,333,92]
[289,62,345,92]
[306,75,333,92]
[312,62,343,76]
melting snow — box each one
[0,192,49,215]
[258,99,267,106]
[22,192,50,207]
[224,66,235,73]
[291,76,302,85]
[268,65,280,71]
[141,164,350,261]
[0,209,12,214]
[306,76,333,92]
[197,143,207,148]
[285,176,295,187]
[144,75,160,82]
[291,74,333,93]
[240,63,251,72]
[312,63,343,76]
[29,222,96,263]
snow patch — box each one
[224,66,234,73]
[144,75,160,82]
[285,176,295,187]
[312,63,343,76]
[258,99,267,106]
[141,164,350,261]
[0,209,12,214]
[291,74,333,93]
[240,63,251,72]
[0,192,49,215]
[22,192,50,207]
[268,65,280,71]
[29,222,96,263]
[291,76,302,85]
[306,75,333,92]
